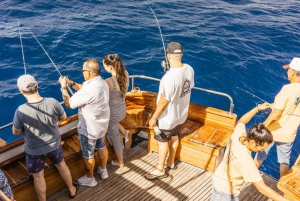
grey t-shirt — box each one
[13,98,65,155]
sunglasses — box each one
[81,69,90,73]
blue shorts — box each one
[0,169,14,199]
[78,134,106,159]
[25,145,64,173]
[210,183,239,201]
[255,141,294,165]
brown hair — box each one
[22,83,38,95]
[246,123,273,146]
[102,54,128,98]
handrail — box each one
[0,76,234,131]
[0,101,65,131]
[129,75,234,115]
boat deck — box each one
[47,140,277,201]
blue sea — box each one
[0,0,299,179]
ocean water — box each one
[0,0,299,179]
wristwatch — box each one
[60,86,67,92]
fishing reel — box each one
[161,60,169,72]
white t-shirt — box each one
[69,76,110,139]
[157,63,194,130]
[212,123,263,195]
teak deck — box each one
[47,141,276,201]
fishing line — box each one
[26,27,73,95]
[18,19,26,74]
[236,87,268,103]
[149,6,169,72]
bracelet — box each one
[69,81,76,87]
[256,106,260,113]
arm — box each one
[59,112,67,121]
[253,180,289,201]
[0,190,12,201]
[148,94,169,128]
[237,103,271,124]
[0,138,6,148]
[12,126,22,136]
[59,77,71,108]
[263,108,283,127]
[65,77,82,91]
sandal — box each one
[69,181,79,199]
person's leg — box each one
[84,158,95,178]
[95,140,108,169]
[95,137,109,179]
[148,141,169,176]
[118,124,133,149]
[48,145,76,196]
[166,124,183,168]
[0,169,14,200]
[78,134,97,178]
[166,136,179,168]
[32,170,46,201]
[277,141,293,178]
[254,141,275,168]
[107,124,124,167]
[25,153,48,200]
[77,134,97,187]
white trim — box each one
[0,120,78,164]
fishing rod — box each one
[149,6,169,73]
[26,27,73,95]
[18,19,26,74]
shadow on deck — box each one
[47,140,276,201]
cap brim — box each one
[283,64,290,69]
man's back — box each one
[13,98,64,155]
[158,64,194,129]
[268,83,300,142]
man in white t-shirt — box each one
[145,42,194,180]
[212,103,289,201]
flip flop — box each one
[165,165,178,170]
[145,173,168,180]
[69,181,79,199]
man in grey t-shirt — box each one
[12,74,79,200]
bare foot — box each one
[111,159,124,167]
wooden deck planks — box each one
[47,141,278,201]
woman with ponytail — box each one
[211,103,289,201]
[102,54,129,167]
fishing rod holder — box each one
[129,75,234,115]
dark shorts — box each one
[154,123,183,142]
[25,145,64,173]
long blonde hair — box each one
[103,54,128,98]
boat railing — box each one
[0,76,234,131]
[0,101,65,131]
[129,75,234,115]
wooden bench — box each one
[120,91,237,172]
[278,154,300,200]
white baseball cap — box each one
[17,74,37,91]
[283,57,300,71]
